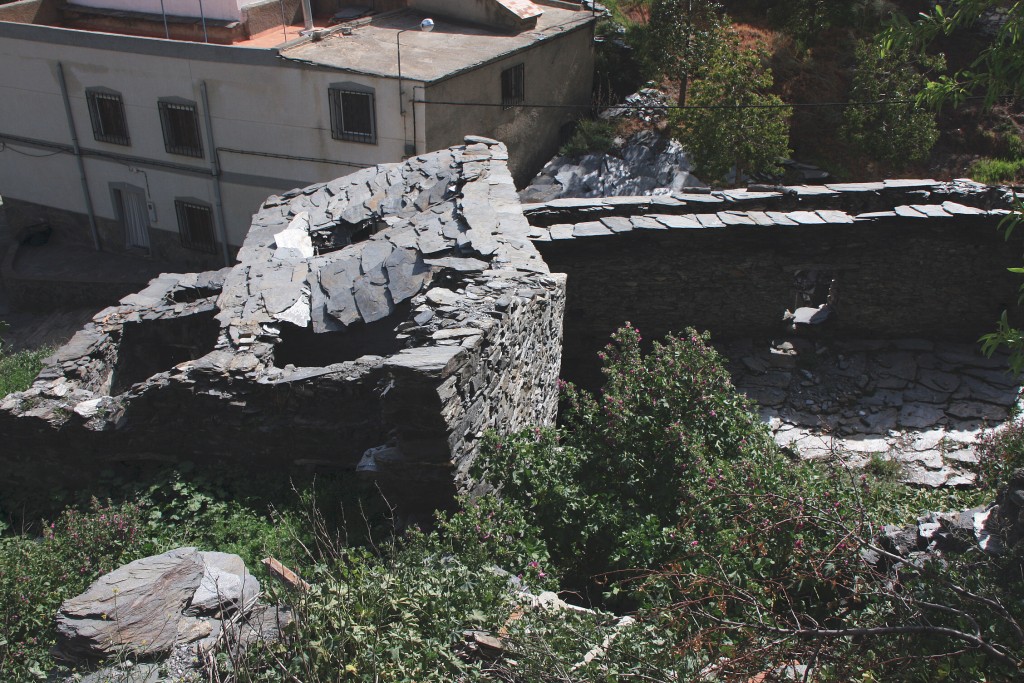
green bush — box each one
[842,40,943,172]
[473,325,787,596]
[0,346,51,397]
[558,118,617,158]
[475,325,1010,679]
[671,35,791,184]
[969,156,1024,185]
[977,416,1024,488]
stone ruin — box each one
[1,137,1022,508]
[0,137,564,511]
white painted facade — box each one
[0,25,429,267]
[71,0,253,21]
[0,3,594,269]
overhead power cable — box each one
[413,93,1017,110]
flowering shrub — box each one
[0,499,150,681]
[976,416,1024,489]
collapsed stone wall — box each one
[0,138,564,512]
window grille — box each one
[329,88,377,144]
[175,199,217,253]
[87,89,130,145]
[501,64,525,109]
[159,99,203,157]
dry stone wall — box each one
[522,180,1022,487]
[524,181,1022,388]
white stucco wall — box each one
[0,27,409,255]
[69,0,250,22]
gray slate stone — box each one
[56,548,205,660]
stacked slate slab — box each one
[1,155,1022,503]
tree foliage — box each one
[881,0,1024,107]
[670,35,792,185]
[842,39,944,171]
[646,0,727,105]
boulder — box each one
[55,547,273,663]
[56,547,205,661]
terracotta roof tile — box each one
[496,0,544,20]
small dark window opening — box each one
[87,89,130,145]
[110,310,220,394]
[329,88,376,144]
[501,64,525,109]
[309,218,386,254]
[159,99,203,157]
[175,199,217,253]
[272,302,410,368]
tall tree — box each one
[842,39,944,172]
[672,34,792,186]
[880,0,1024,107]
[647,0,727,107]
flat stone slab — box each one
[725,338,1022,487]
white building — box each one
[0,0,595,269]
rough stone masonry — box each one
[0,137,565,511]
[0,141,1021,507]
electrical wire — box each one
[0,141,64,158]
[413,93,1018,110]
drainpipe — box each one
[56,62,101,251]
[200,81,232,267]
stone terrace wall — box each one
[524,181,1021,387]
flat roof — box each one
[280,7,594,83]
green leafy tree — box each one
[881,0,1024,108]
[882,3,1024,370]
[646,0,727,106]
[842,40,944,171]
[765,0,860,47]
[671,35,792,185]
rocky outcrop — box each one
[519,130,705,203]
[55,548,280,663]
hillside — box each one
[590,0,1024,184]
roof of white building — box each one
[280,7,593,83]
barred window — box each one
[501,63,524,109]
[175,199,216,253]
[329,87,376,144]
[86,88,130,146]
[159,99,203,158]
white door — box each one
[118,188,150,249]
